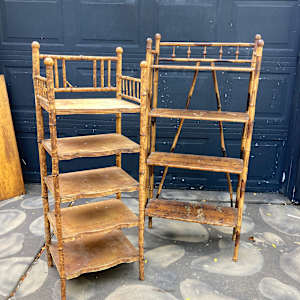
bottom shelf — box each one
[49,230,138,279]
[146,199,237,227]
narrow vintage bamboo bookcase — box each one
[138,35,264,279]
[32,42,142,300]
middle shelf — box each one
[42,133,140,160]
[45,166,139,202]
[48,199,138,240]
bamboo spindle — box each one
[219,46,223,59]
[62,59,66,88]
[45,57,66,300]
[235,46,240,60]
[139,60,151,281]
[54,59,59,88]
[101,60,104,88]
[93,60,97,87]
[172,46,176,58]
[203,46,207,58]
[31,42,53,267]
[155,62,200,200]
[211,62,233,207]
[107,60,111,87]
[116,47,123,200]
[187,46,191,58]
[233,39,264,262]
[148,34,161,228]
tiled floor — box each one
[1,184,300,300]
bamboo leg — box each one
[233,39,264,261]
[45,58,66,299]
[116,47,123,200]
[211,62,233,207]
[32,42,53,266]
[156,62,200,199]
[116,113,122,199]
[143,37,155,228]
[139,61,150,280]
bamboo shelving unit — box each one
[138,34,264,280]
[32,42,142,299]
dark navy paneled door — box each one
[0,0,299,194]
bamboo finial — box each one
[44,57,54,66]
[255,34,262,42]
[146,38,153,49]
[155,33,161,55]
[257,39,264,48]
[155,33,161,40]
[32,41,40,49]
[116,47,123,54]
[140,61,147,69]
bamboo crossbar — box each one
[160,42,255,47]
[54,87,117,92]
[119,75,141,83]
[34,75,47,82]
[152,65,254,72]
[39,54,118,61]
[120,94,141,103]
[159,57,253,64]
[36,95,48,104]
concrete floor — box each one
[1,184,300,300]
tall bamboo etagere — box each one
[32,42,142,300]
[138,35,264,279]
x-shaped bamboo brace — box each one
[154,62,234,208]
[155,62,201,199]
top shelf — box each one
[39,98,140,115]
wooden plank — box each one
[42,133,139,160]
[45,166,139,202]
[147,152,243,174]
[150,108,249,123]
[0,75,25,200]
[49,230,138,279]
[48,199,138,240]
[39,98,140,115]
[146,199,237,227]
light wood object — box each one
[32,42,141,300]
[138,34,264,280]
[0,75,25,201]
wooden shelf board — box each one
[146,199,237,227]
[49,230,138,279]
[150,108,249,123]
[147,152,243,174]
[45,166,138,202]
[42,133,139,160]
[39,98,140,115]
[48,199,138,240]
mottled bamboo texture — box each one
[32,42,142,299]
[139,34,264,279]
[138,60,151,280]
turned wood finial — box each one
[31,41,40,49]
[140,61,148,68]
[44,57,54,66]
[257,39,264,47]
[255,34,262,42]
[155,33,161,40]
[116,47,123,54]
[146,38,153,49]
